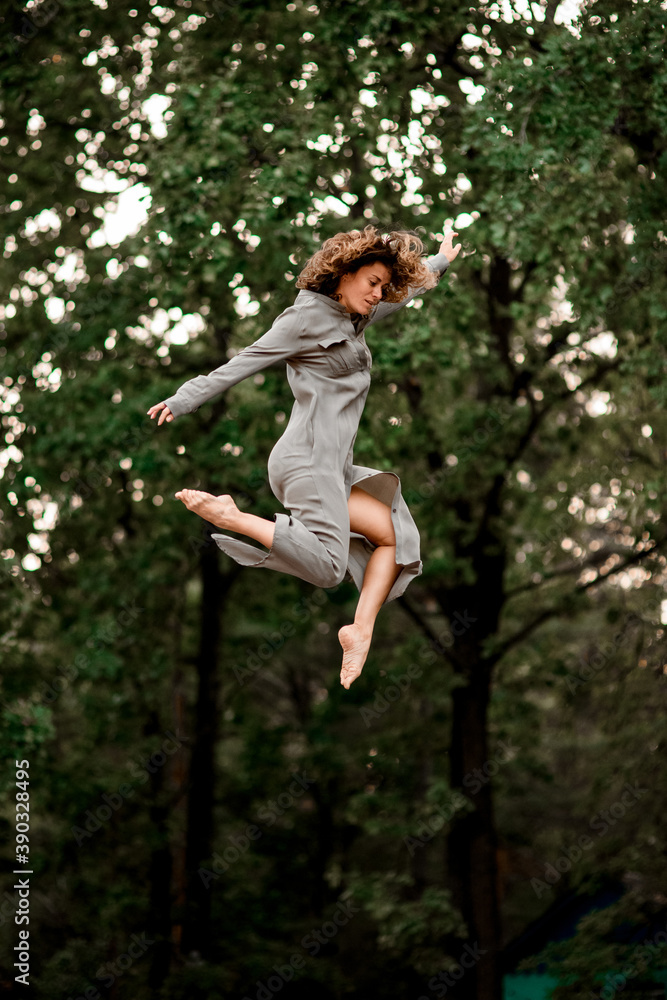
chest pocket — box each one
[317,335,363,377]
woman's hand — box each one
[438,226,463,263]
[147,401,174,425]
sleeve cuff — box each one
[427,253,451,275]
[163,393,195,419]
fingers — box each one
[439,230,459,249]
[147,402,173,425]
[439,229,463,262]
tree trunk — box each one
[439,492,506,998]
[447,660,502,999]
[182,539,224,958]
[170,678,188,964]
[142,709,175,991]
[147,799,174,990]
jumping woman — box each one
[148,225,461,689]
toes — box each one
[175,489,198,504]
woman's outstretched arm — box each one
[148,301,305,423]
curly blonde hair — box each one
[295,225,438,303]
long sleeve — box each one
[364,253,450,328]
[163,302,305,418]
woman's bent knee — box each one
[311,548,348,588]
[348,491,396,547]
[315,563,347,589]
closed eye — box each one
[369,275,390,298]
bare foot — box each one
[339,623,373,689]
[175,489,241,531]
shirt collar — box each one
[295,289,371,333]
[295,288,348,313]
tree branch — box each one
[504,542,659,600]
[397,595,458,668]
[489,534,667,666]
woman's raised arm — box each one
[365,227,462,328]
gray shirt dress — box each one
[164,252,450,603]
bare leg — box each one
[339,486,403,690]
[175,489,275,549]
[177,487,402,689]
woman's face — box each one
[335,262,391,315]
